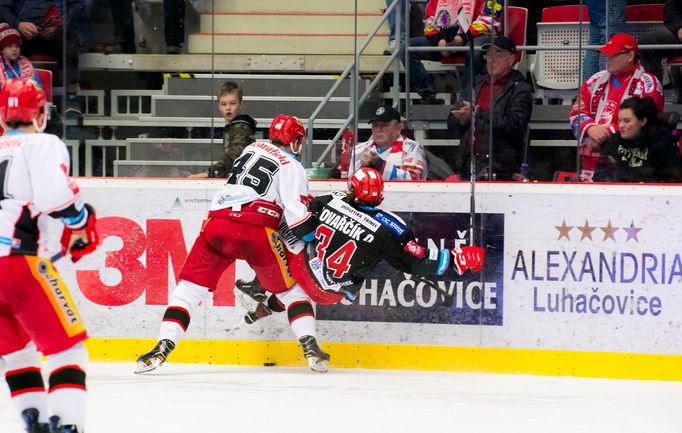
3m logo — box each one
[75,217,235,307]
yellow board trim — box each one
[84,338,682,381]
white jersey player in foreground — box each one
[136,114,333,373]
[0,79,100,433]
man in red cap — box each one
[569,33,664,182]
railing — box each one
[303,0,403,168]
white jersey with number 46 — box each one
[0,131,81,257]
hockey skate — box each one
[135,339,175,374]
[49,415,82,433]
[244,302,272,324]
[299,335,330,373]
[235,278,267,303]
[21,408,50,433]
[224,301,273,333]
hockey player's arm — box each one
[281,163,316,241]
[386,233,486,277]
[29,137,99,262]
[386,236,452,277]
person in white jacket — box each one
[351,105,428,180]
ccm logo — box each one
[257,206,281,218]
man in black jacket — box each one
[447,36,533,181]
[638,1,682,86]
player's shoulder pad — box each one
[372,209,407,236]
[309,192,335,212]
[33,133,66,151]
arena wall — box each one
[53,179,682,380]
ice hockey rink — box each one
[1,362,681,433]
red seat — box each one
[626,4,664,22]
[668,55,682,65]
[34,68,52,102]
[541,5,589,23]
[506,6,528,63]
[553,171,578,182]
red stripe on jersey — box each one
[49,365,84,375]
[168,306,189,317]
[47,383,87,393]
[5,366,41,377]
[10,387,46,397]
[289,211,312,228]
[162,317,189,331]
[42,195,79,216]
[288,312,314,324]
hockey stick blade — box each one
[415,276,454,307]
[50,252,64,262]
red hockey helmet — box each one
[350,167,384,205]
[0,79,46,124]
[269,114,305,154]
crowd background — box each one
[2,0,680,183]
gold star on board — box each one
[555,219,573,240]
[600,220,618,241]
[577,219,596,241]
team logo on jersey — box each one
[33,259,84,330]
[404,240,425,259]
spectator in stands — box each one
[594,96,682,182]
[106,0,185,54]
[582,0,626,80]
[639,0,682,85]
[0,0,82,115]
[350,104,428,180]
[384,0,407,54]
[447,36,532,181]
[402,0,503,105]
[0,23,43,89]
[191,81,256,178]
[570,33,664,182]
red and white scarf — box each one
[0,55,35,85]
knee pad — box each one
[170,279,209,308]
[46,343,88,372]
[2,342,41,372]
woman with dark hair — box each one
[594,96,682,183]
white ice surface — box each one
[1,362,682,433]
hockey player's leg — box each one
[235,277,268,303]
[276,284,330,373]
[2,342,50,432]
[45,343,88,433]
[136,279,208,373]
[244,294,285,324]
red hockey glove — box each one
[60,203,99,263]
[451,246,486,275]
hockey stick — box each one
[414,275,454,307]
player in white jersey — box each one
[0,79,99,433]
[136,114,331,373]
